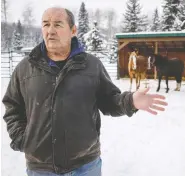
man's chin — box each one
[47,45,58,51]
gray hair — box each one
[65,9,75,29]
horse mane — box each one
[153,54,168,65]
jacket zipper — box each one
[51,74,59,172]
[51,64,88,171]
[51,65,74,172]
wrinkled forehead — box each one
[42,8,67,22]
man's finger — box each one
[150,105,165,111]
[146,108,157,115]
[153,100,168,106]
[143,87,150,94]
[151,94,166,100]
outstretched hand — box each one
[132,87,168,115]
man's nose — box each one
[48,25,56,34]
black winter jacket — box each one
[2,44,136,174]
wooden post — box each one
[154,42,158,80]
[9,50,13,76]
[118,41,129,51]
[117,41,121,79]
[117,41,130,79]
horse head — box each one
[151,54,169,67]
[129,54,137,70]
[150,54,156,67]
[150,54,164,67]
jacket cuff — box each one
[121,91,138,117]
[10,134,23,152]
[130,92,139,113]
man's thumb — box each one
[143,87,150,94]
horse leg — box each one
[165,76,169,93]
[129,76,133,91]
[144,74,148,88]
[175,76,182,91]
[175,82,181,91]
[144,78,147,88]
[136,74,139,90]
[157,74,162,92]
[138,74,141,89]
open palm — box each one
[133,87,168,115]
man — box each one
[2,7,168,176]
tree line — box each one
[1,0,185,52]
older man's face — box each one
[42,8,74,53]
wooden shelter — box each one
[115,31,185,79]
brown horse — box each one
[128,55,149,91]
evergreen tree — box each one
[108,38,118,63]
[84,21,107,58]
[77,2,89,47]
[151,8,161,31]
[34,31,43,45]
[12,30,23,51]
[161,0,183,31]
[17,20,23,39]
[11,20,23,51]
[180,0,185,29]
[17,20,22,32]
[122,0,148,32]
[1,22,8,50]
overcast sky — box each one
[7,0,163,25]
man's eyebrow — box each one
[42,20,49,23]
[42,20,64,24]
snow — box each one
[115,30,185,36]
[21,47,34,52]
[101,79,185,176]
[1,53,24,77]
[1,78,185,176]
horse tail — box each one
[180,60,185,73]
[176,60,185,83]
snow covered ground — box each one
[1,78,185,176]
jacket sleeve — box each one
[96,61,138,117]
[2,68,27,151]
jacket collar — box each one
[40,36,84,67]
[28,37,87,73]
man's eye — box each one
[43,24,49,27]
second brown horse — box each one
[128,54,149,91]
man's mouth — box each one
[48,38,56,41]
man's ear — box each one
[71,25,77,37]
